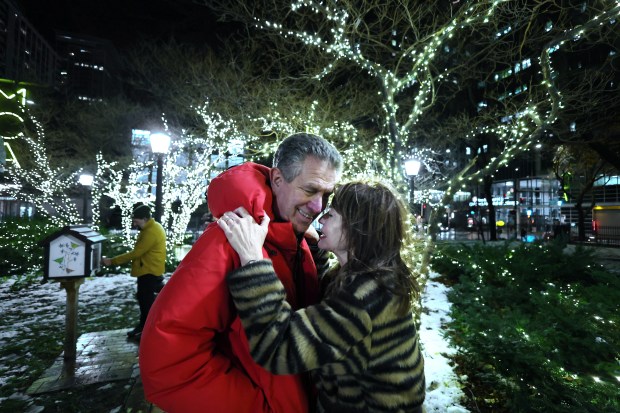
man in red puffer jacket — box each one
[139,133,342,413]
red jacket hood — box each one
[208,162,272,223]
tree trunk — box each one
[576,202,586,242]
[484,176,497,241]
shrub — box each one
[0,217,58,281]
[432,242,620,412]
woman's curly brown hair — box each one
[324,180,419,315]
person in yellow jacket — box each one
[103,204,166,341]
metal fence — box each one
[581,225,620,247]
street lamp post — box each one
[78,173,94,224]
[404,159,421,217]
[150,133,171,223]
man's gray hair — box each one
[273,133,342,182]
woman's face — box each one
[318,208,348,265]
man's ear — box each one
[270,167,283,188]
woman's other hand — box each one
[217,207,269,265]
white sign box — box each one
[40,225,106,280]
[47,234,87,278]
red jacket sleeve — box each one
[138,225,310,413]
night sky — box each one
[15,0,226,50]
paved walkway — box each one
[26,329,152,411]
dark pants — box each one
[137,274,164,329]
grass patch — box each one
[432,241,620,412]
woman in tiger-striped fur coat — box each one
[219,180,426,413]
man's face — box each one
[132,217,148,229]
[271,156,339,235]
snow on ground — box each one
[0,274,135,400]
[420,273,470,412]
[1,272,469,410]
[0,274,134,343]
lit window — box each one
[570,122,576,132]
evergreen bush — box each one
[432,242,620,412]
[0,217,58,281]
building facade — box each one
[54,32,122,102]
[0,0,58,86]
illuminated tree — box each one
[203,1,559,173]
[195,0,620,268]
[125,39,385,178]
[6,126,83,227]
[208,0,620,219]
[94,110,234,248]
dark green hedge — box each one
[431,241,620,412]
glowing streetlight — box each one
[78,173,94,223]
[404,159,421,217]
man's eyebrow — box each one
[302,183,334,192]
